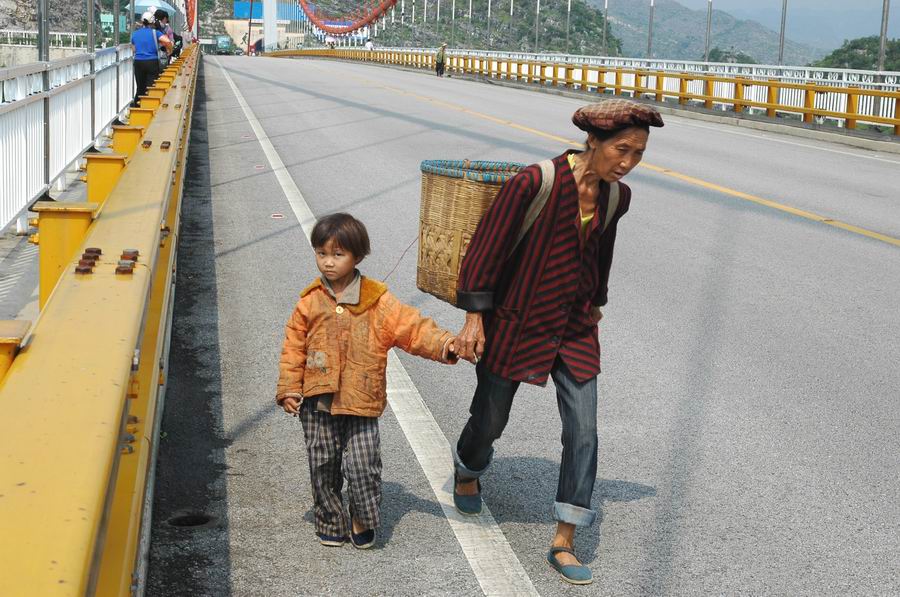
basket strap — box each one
[509,159,555,258]
[601,181,620,235]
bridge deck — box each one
[145,55,900,595]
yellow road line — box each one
[316,64,900,249]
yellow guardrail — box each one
[270,48,900,136]
[0,46,199,596]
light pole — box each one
[565,0,571,54]
[647,0,654,59]
[534,0,540,52]
[602,0,608,55]
[704,0,712,61]
[878,0,891,72]
[488,0,492,47]
[467,0,472,43]
[778,0,787,65]
[451,0,456,44]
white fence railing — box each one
[0,45,134,232]
[0,30,88,48]
[373,47,900,128]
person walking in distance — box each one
[451,100,664,585]
[130,11,172,106]
[436,42,447,77]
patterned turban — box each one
[572,99,665,134]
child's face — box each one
[315,239,359,286]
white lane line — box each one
[215,58,539,597]
[214,58,317,239]
[667,118,900,165]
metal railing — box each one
[0,29,88,48]
[272,47,900,137]
[0,45,134,232]
[0,48,198,596]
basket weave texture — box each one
[417,160,525,305]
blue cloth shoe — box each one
[316,532,346,547]
[350,528,376,549]
[453,473,482,516]
[547,547,593,585]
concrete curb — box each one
[277,55,900,156]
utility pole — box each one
[602,0,608,55]
[451,0,456,44]
[878,0,891,72]
[488,0,492,47]
[647,0,654,59]
[534,0,540,52]
[38,0,50,203]
[87,0,96,138]
[565,0,571,54]
[778,0,787,65]
[114,0,120,113]
[704,0,712,61]
[247,0,255,54]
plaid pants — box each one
[299,401,382,536]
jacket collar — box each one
[301,275,388,315]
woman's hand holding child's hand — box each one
[281,396,302,416]
[443,339,460,364]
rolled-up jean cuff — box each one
[454,448,493,480]
[553,502,597,527]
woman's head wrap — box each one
[572,99,664,135]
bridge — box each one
[1,39,899,596]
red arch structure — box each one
[298,0,399,35]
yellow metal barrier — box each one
[268,48,900,136]
[0,46,199,596]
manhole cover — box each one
[167,512,216,528]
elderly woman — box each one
[451,99,663,585]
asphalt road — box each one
[147,55,900,596]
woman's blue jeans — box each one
[454,357,599,527]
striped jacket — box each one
[456,150,630,385]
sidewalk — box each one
[0,136,112,323]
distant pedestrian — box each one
[276,213,458,549]
[154,9,175,67]
[365,38,375,51]
[451,100,664,585]
[130,11,172,106]
[435,42,447,77]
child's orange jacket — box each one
[276,276,453,417]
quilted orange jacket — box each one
[276,276,453,417]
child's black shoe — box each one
[317,532,347,547]
[350,528,376,549]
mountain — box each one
[814,36,900,72]
[589,0,826,65]
[365,0,623,55]
[728,5,900,52]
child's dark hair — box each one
[311,213,371,258]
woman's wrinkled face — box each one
[588,127,649,183]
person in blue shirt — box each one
[131,11,172,106]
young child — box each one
[276,213,456,549]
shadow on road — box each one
[146,60,233,597]
[489,456,656,564]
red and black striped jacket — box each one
[456,150,630,386]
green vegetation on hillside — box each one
[324,0,622,55]
[813,36,900,71]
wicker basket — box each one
[417,159,525,306]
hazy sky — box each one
[672,0,899,48]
